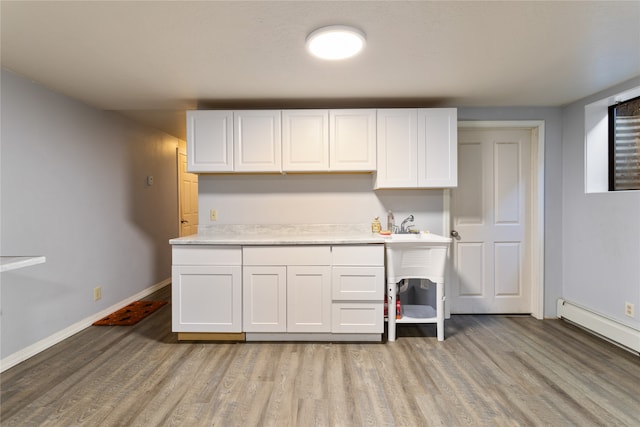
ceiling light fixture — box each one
[306,25,366,60]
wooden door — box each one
[178,147,198,236]
[451,128,532,313]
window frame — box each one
[608,95,640,191]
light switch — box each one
[146,175,154,186]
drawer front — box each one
[243,246,331,265]
[331,245,384,266]
[331,266,384,300]
[172,246,242,266]
[331,303,383,333]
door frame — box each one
[444,120,545,319]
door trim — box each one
[445,120,545,319]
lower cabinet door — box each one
[172,265,242,332]
[331,303,384,333]
[243,266,287,332]
[287,266,332,333]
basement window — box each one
[585,85,640,193]
[608,96,640,191]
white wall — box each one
[0,69,181,360]
[198,174,446,234]
[561,76,640,330]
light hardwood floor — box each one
[2,285,639,426]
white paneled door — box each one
[178,147,199,236]
[451,128,532,313]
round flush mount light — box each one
[306,25,366,60]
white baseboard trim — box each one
[557,299,640,354]
[0,278,171,373]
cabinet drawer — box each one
[332,266,384,300]
[331,303,383,333]
[172,246,241,266]
[243,246,331,265]
[331,245,384,266]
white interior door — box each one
[451,128,532,313]
[178,147,199,236]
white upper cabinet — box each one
[282,109,376,172]
[187,108,453,180]
[375,108,457,188]
[417,108,458,187]
[375,109,419,188]
[329,109,377,171]
[234,110,282,172]
[282,110,329,171]
[186,110,234,172]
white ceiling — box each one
[2,1,639,140]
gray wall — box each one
[561,76,640,329]
[0,70,181,359]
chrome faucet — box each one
[399,215,415,233]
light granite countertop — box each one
[170,224,387,246]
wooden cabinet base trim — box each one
[177,332,245,341]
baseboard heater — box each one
[557,299,640,355]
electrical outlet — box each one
[625,302,634,318]
[94,286,102,301]
[210,209,218,221]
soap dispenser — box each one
[387,210,395,232]
[371,217,382,233]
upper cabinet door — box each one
[375,109,418,188]
[329,109,377,171]
[186,110,233,172]
[282,110,329,171]
[234,110,282,172]
[417,108,458,187]
[375,108,458,188]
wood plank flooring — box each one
[2,285,639,426]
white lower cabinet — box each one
[173,244,384,338]
[172,246,242,333]
[243,266,287,332]
[287,266,332,332]
[331,245,385,333]
[242,246,332,333]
